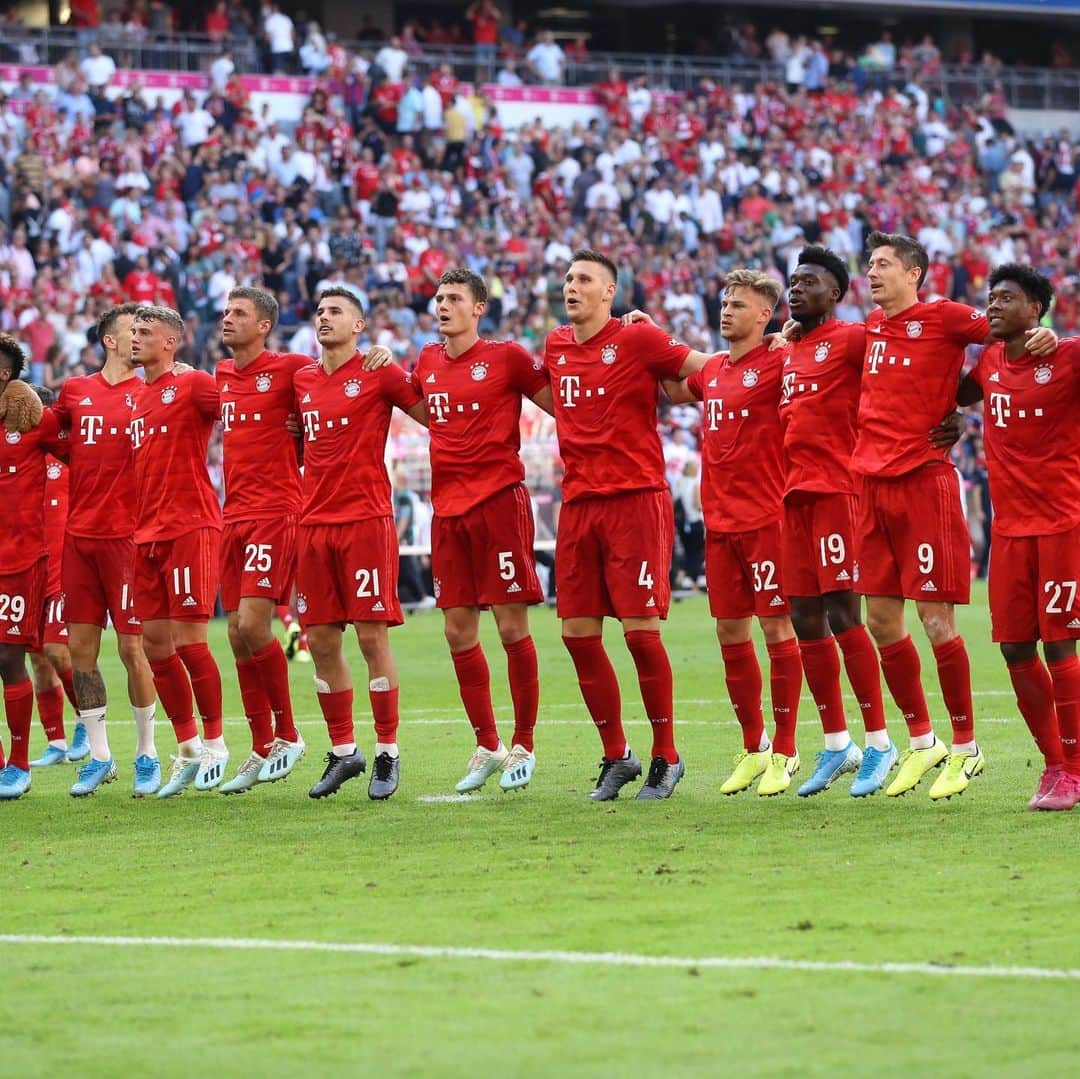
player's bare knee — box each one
[760,616,795,645]
[865,605,901,645]
[1044,640,1077,665]
[116,634,144,668]
[823,593,860,636]
[1000,641,1037,665]
[493,606,529,646]
[443,621,476,652]
[0,645,27,683]
[789,598,828,641]
[353,622,387,662]
[916,603,956,645]
[44,643,71,675]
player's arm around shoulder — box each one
[0,377,44,432]
[192,368,223,419]
[620,308,708,380]
[380,360,430,427]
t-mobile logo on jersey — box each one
[301,410,321,441]
[705,398,726,430]
[428,392,451,423]
[558,375,606,408]
[79,415,105,444]
[866,339,888,374]
[129,417,145,449]
[988,392,1011,428]
[220,400,236,432]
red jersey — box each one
[51,372,139,539]
[43,456,69,595]
[217,350,312,524]
[543,319,689,504]
[778,319,865,496]
[130,369,222,544]
[970,338,1080,537]
[852,300,987,478]
[687,343,785,533]
[354,162,380,201]
[124,270,161,303]
[413,338,547,517]
[294,356,422,525]
[0,410,62,572]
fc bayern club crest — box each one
[255,373,272,392]
[296,594,308,614]
[343,379,362,398]
[470,362,489,381]
[600,344,618,365]
[5,430,21,444]
[125,393,134,408]
[742,369,759,387]
[906,321,923,338]
[160,385,177,404]
[814,342,831,362]
[47,463,62,480]
[1034,365,1053,385]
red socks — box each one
[317,687,355,749]
[1008,656,1062,767]
[235,658,274,757]
[176,642,223,741]
[933,636,975,744]
[835,625,887,734]
[767,638,802,757]
[1049,656,1080,776]
[625,629,678,764]
[798,637,847,736]
[720,640,765,751]
[57,666,78,712]
[563,635,626,759]
[251,639,298,742]
[451,644,500,750]
[149,654,197,743]
[36,683,67,743]
[370,685,400,744]
[878,636,932,738]
[504,636,539,752]
[4,680,34,771]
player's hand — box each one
[285,412,301,437]
[0,379,44,432]
[173,361,194,375]
[780,319,802,341]
[1025,326,1058,356]
[929,410,964,449]
[362,345,394,370]
[766,331,788,351]
[620,309,656,328]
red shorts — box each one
[782,491,859,597]
[296,518,403,628]
[220,515,298,611]
[989,523,1080,643]
[134,527,221,623]
[432,484,544,610]
[62,534,141,633]
[855,465,970,605]
[0,559,47,650]
[706,524,790,619]
[42,592,69,647]
[556,489,673,620]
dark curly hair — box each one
[988,263,1054,318]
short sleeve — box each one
[941,301,988,346]
[685,369,705,401]
[193,371,222,419]
[505,341,549,396]
[381,362,424,411]
[52,384,73,430]
[845,324,866,371]
[627,322,691,378]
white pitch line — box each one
[218,716,1019,727]
[0,934,1075,982]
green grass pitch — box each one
[4,584,1079,1076]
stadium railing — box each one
[4,27,1080,109]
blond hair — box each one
[724,269,782,309]
[134,305,185,336]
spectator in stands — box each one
[81,42,117,90]
[527,30,566,85]
[264,2,296,74]
[375,35,409,83]
[466,1,502,76]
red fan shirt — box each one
[852,300,987,477]
[778,319,866,496]
[130,369,222,543]
[543,318,689,504]
[294,356,422,525]
[686,342,785,533]
[413,338,547,517]
[217,350,312,524]
[969,338,1080,537]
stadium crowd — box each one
[0,17,1078,578]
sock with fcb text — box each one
[835,624,890,749]
[767,638,803,758]
[720,640,766,752]
[1007,656,1062,768]
[251,639,298,743]
[563,636,627,760]
[57,666,78,713]
[35,683,67,746]
[176,643,224,743]
[933,636,975,750]
[315,682,356,756]
[625,630,678,765]
[149,654,198,745]
[504,636,539,753]
[878,636,934,743]
[4,680,34,771]
[798,636,849,749]
[1049,656,1080,776]
[235,658,274,758]
[450,644,500,751]
[369,677,400,748]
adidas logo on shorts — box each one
[182,596,198,607]
[372,601,385,612]
[835,569,851,582]
[257,577,273,588]
[506,582,521,593]
[1068,618,1080,629]
[646,597,656,608]
[769,595,785,607]
[921,580,938,593]
[7,626,21,634]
